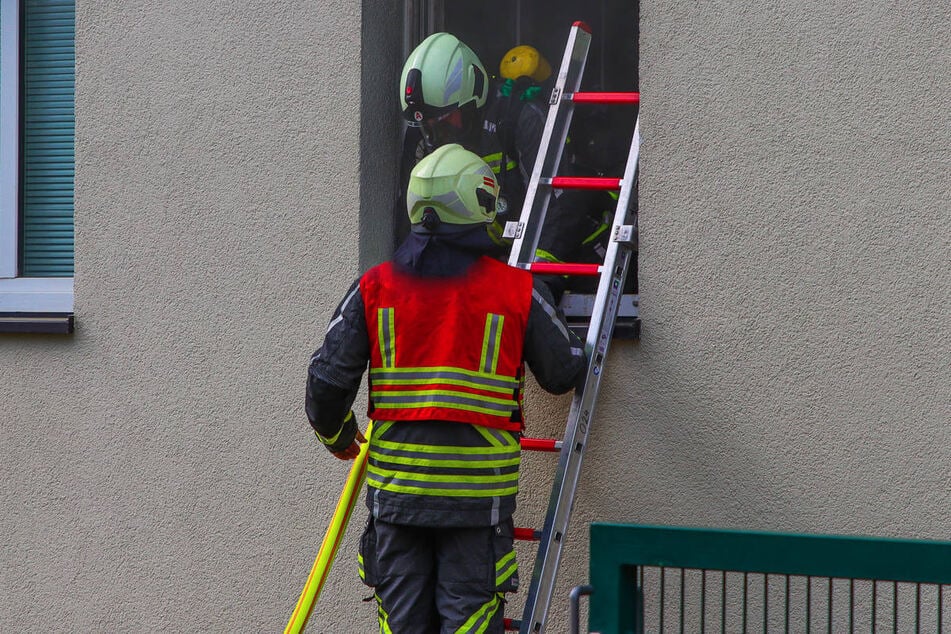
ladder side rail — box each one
[506,26,591,269]
[519,116,641,634]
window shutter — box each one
[21,0,74,277]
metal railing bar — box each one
[659,566,665,634]
[849,578,854,633]
[763,574,769,634]
[679,568,685,634]
[915,582,921,634]
[938,583,943,632]
[721,571,727,634]
[700,570,706,634]
[893,581,898,632]
[871,580,877,631]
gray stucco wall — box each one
[1,1,948,632]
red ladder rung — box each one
[570,91,640,104]
[548,176,622,190]
[515,527,542,541]
[520,437,563,452]
[529,262,601,277]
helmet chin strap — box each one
[421,207,441,232]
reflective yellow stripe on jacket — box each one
[369,365,521,419]
[367,422,521,498]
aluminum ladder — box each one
[501,21,641,634]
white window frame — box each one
[0,0,73,313]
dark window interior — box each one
[441,1,638,93]
[400,0,640,313]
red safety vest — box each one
[361,256,533,431]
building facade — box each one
[2,1,948,631]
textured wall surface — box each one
[529,2,950,630]
[1,1,948,632]
[1,1,391,631]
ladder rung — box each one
[547,176,622,190]
[570,91,640,105]
[503,618,521,631]
[515,527,543,541]
[529,262,601,276]
[520,437,563,452]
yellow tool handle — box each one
[284,421,373,634]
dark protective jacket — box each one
[306,229,586,527]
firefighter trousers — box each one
[359,516,519,633]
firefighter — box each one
[306,144,586,632]
[396,32,611,298]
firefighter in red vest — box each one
[306,144,586,632]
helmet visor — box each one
[420,109,466,148]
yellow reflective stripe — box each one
[371,398,515,418]
[371,376,513,395]
[480,313,504,374]
[375,594,393,634]
[372,438,518,456]
[368,465,519,485]
[373,420,394,437]
[370,366,519,390]
[371,389,515,406]
[377,308,395,368]
[369,451,519,470]
[533,248,563,264]
[473,425,518,449]
[314,410,353,446]
[495,550,518,585]
[482,151,517,175]
[358,552,365,580]
[367,479,520,498]
[582,221,609,245]
[456,593,504,633]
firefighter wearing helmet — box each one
[397,32,615,301]
[306,144,585,632]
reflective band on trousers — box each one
[495,550,518,586]
[375,594,394,634]
[457,593,504,633]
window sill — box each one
[0,278,74,333]
[0,312,74,334]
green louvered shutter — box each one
[21,0,74,277]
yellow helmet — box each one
[499,45,551,83]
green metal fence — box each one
[588,523,951,634]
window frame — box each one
[0,0,73,315]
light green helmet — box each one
[400,32,488,125]
[407,144,500,232]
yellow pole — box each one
[284,421,373,634]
